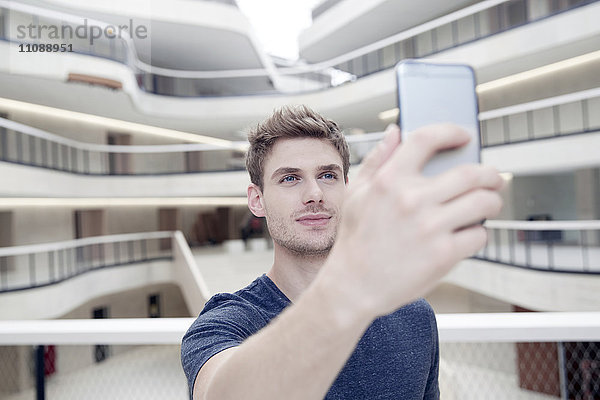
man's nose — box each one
[302,179,324,204]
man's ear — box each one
[247,183,266,217]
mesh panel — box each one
[0,342,598,398]
[440,342,599,399]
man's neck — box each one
[267,243,329,302]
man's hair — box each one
[246,105,350,190]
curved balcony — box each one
[0,231,172,293]
[0,0,597,97]
[445,220,600,312]
[0,231,210,319]
[2,220,597,295]
[0,116,383,177]
[0,86,598,182]
[477,220,600,274]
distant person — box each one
[182,105,503,399]
[239,212,265,244]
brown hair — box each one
[246,105,350,190]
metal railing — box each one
[0,0,597,96]
[0,231,174,293]
[0,116,383,175]
[479,220,600,274]
[479,87,600,146]
[2,85,600,175]
[0,313,598,399]
[2,219,598,297]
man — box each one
[181,105,503,399]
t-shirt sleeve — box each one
[423,306,440,400]
[180,294,267,399]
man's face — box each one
[255,138,346,256]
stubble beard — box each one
[266,207,338,257]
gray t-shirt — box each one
[181,274,439,399]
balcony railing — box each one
[0,116,383,175]
[0,231,174,293]
[2,85,599,176]
[0,0,597,96]
[478,220,600,274]
[1,219,598,297]
[0,313,598,399]
[479,87,600,147]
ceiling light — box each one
[0,97,235,149]
[477,50,600,93]
[378,108,399,121]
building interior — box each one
[0,0,599,398]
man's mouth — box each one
[296,213,332,226]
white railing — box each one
[0,312,598,344]
[0,231,172,258]
[2,84,600,175]
[479,87,600,146]
[480,220,600,273]
[0,313,598,399]
[0,231,211,306]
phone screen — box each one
[396,60,480,176]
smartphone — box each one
[395,60,481,176]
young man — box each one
[181,105,503,399]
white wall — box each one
[12,208,73,246]
[426,283,513,314]
[445,258,600,311]
[0,161,250,197]
[60,282,190,319]
[7,204,249,247]
[511,173,577,221]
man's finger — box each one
[438,189,503,232]
[451,224,489,260]
[389,124,471,174]
[426,164,503,204]
[355,124,401,183]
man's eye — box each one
[281,175,297,183]
[321,173,337,180]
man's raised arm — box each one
[194,124,503,400]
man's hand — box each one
[322,124,503,318]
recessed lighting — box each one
[0,97,236,148]
[477,50,600,93]
[378,108,399,121]
[0,197,248,208]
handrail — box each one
[0,117,240,153]
[478,220,600,274]
[478,87,600,121]
[2,84,599,158]
[485,220,600,231]
[0,116,380,153]
[0,312,599,344]
[0,231,173,257]
[0,231,176,293]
